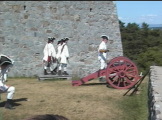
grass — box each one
[0,110,3,120]
[118,76,149,120]
[0,77,149,120]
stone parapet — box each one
[149,66,162,120]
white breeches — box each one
[58,63,67,71]
[0,86,15,99]
[7,86,15,99]
[99,59,107,70]
[43,61,56,71]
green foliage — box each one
[119,20,162,73]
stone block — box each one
[0,37,5,42]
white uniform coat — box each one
[56,44,62,60]
[57,43,69,64]
[0,69,15,99]
[98,41,107,61]
[43,43,56,61]
[0,54,15,99]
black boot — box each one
[4,99,15,110]
[58,70,62,76]
[51,70,57,75]
[99,77,106,82]
[53,67,58,73]
[44,69,48,75]
[63,71,69,75]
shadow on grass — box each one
[82,83,108,86]
[39,78,68,82]
[0,98,28,107]
[81,83,115,89]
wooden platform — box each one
[38,74,72,81]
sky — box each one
[115,1,162,25]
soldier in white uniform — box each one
[0,54,15,109]
[57,38,70,76]
[54,39,64,73]
[43,37,57,75]
[98,35,109,82]
[3,69,8,82]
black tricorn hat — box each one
[65,38,69,41]
[58,39,64,42]
[63,37,69,42]
[101,35,109,40]
[48,37,55,41]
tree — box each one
[119,20,162,73]
[119,20,125,32]
[141,22,149,37]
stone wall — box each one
[0,1,123,77]
[149,66,162,120]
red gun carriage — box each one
[72,56,141,89]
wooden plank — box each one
[38,75,72,81]
[39,75,71,78]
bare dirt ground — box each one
[0,78,131,120]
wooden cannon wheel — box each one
[106,56,139,89]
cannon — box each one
[72,56,142,89]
